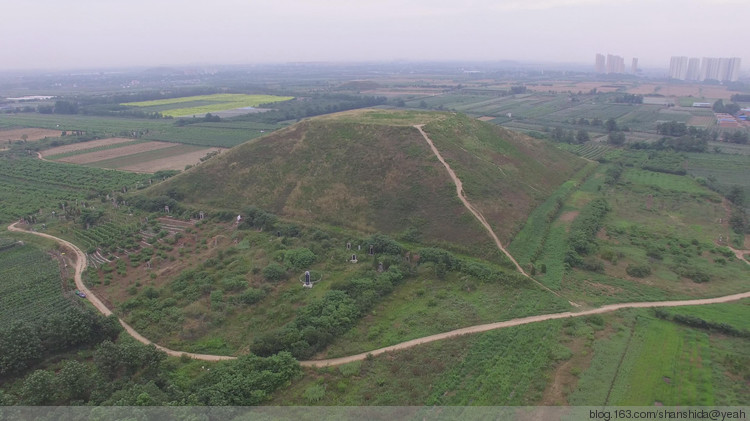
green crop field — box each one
[0,240,75,326]
[0,114,282,148]
[571,310,748,406]
[122,94,294,117]
[686,152,750,208]
[0,156,151,223]
[622,168,712,195]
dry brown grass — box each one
[117,147,226,172]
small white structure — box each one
[350,254,358,263]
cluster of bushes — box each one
[640,151,686,175]
[630,136,708,153]
[4,336,300,406]
[654,310,749,338]
[0,307,121,376]
[565,198,611,268]
[251,268,405,359]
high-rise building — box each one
[686,58,700,81]
[727,57,742,82]
[606,54,625,74]
[595,54,606,74]
[631,58,638,74]
[669,56,689,80]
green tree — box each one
[21,370,56,405]
[608,131,625,146]
[605,118,618,132]
[55,360,92,402]
[0,321,42,375]
[575,129,590,144]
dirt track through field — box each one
[9,222,750,366]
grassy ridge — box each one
[419,113,587,243]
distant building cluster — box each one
[594,53,637,74]
[669,56,741,82]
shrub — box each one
[262,263,286,281]
[626,263,651,278]
[285,248,316,270]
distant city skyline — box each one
[1,0,747,72]
[669,56,741,82]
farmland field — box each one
[0,240,75,326]
[122,94,294,117]
[685,152,750,209]
[0,128,63,142]
[0,156,151,223]
[571,308,749,406]
[83,144,224,172]
[41,137,138,157]
[56,141,176,164]
[0,114,281,148]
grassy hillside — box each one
[144,110,585,250]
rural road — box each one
[8,219,750,367]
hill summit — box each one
[146,110,585,248]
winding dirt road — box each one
[9,217,750,367]
[7,221,234,362]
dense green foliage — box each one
[565,198,610,267]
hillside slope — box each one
[144,110,585,249]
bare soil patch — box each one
[688,116,715,127]
[117,147,225,172]
[58,141,177,164]
[625,84,736,99]
[559,211,579,222]
[41,137,136,157]
[0,128,63,142]
[477,116,495,122]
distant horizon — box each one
[3,0,746,73]
[0,58,741,76]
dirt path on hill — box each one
[414,124,564,298]
[9,222,750,366]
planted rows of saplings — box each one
[509,161,597,269]
[0,156,150,191]
[73,222,143,254]
[0,242,76,327]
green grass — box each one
[122,94,294,117]
[323,272,570,358]
[622,168,713,195]
[0,241,75,326]
[570,309,749,406]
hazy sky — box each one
[2,0,746,71]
